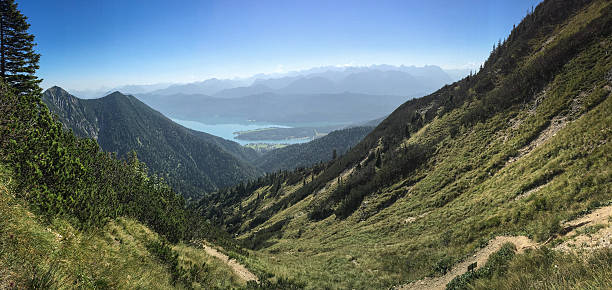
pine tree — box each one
[0,0,41,95]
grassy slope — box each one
[0,165,243,289]
[206,1,612,288]
[454,246,612,289]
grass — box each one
[205,2,612,288]
[229,83,611,287]
[446,243,517,290]
[467,247,612,289]
[3,1,608,289]
[573,224,607,237]
[173,243,244,289]
[0,164,243,289]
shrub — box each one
[446,243,516,290]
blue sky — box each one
[18,0,541,90]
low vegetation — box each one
[197,1,612,288]
[0,165,243,288]
[456,247,612,289]
[446,243,517,289]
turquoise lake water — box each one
[171,118,311,145]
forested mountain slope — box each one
[196,0,612,288]
[255,126,374,172]
[42,87,261,199]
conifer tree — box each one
[0,0,41,95]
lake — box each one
[171,118,311,145]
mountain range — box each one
[131,66,458,125]
[209,65,454,98]
[138,91,408,125]
[67,65,464,99]
[65,66,459,127]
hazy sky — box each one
[18,0,541,90]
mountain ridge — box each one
[138,91,409,125]
[42,86,262,199]
[142,65,458,98]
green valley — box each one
[196,0,612,288]
[1,0,611,289]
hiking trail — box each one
[397,205,612,290]
[201,241,259,283]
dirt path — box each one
[201,242,259,283]
[397,205,612,290]
[398,236,537,290]
[556,205,612,252]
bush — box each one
[435,255,454,275]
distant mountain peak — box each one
[46,86,70,95]
[41,87,262,199]
[107,91,126,97]
[100,91,134,103]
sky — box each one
[18,0,542,91]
